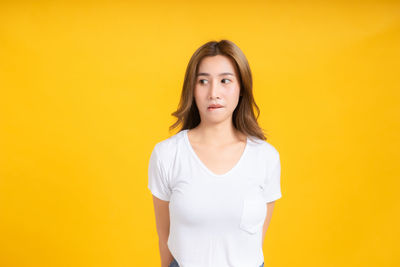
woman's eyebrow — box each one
[196,72,234,77]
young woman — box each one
[148,40,282,267]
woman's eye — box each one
[198,79,230,84]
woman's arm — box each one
[262,201,276,245]
[152,195,174,267]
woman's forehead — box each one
[197,55,238,75]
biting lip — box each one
[208,104,224,109]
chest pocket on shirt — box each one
[239,183,267,234]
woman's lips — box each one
[207,106,223,110]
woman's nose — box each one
[208,81,220,99]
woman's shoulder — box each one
[248,136,280,161]
[151,130,186,159]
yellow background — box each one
[1,0,399,266]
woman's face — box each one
[194,55,241,125]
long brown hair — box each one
[169,39,269,141]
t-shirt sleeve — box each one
[262,152,282,203]
[147,144,171,201]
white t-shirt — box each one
[148,129,282,267]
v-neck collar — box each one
[183,129,249,178]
